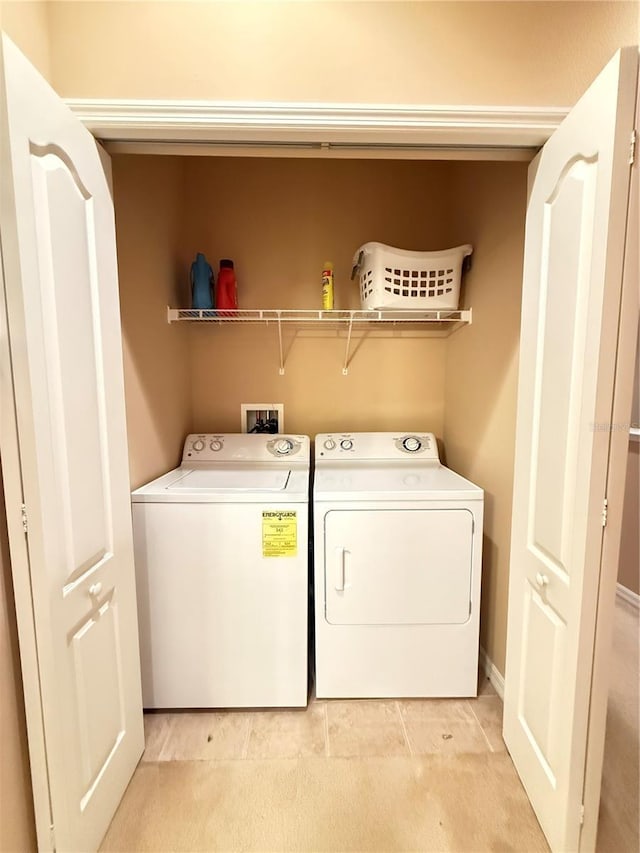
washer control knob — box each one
[323,438,336,451]
[340,439,354,451]
[275,439,294,455]
[192,439,205,452]
[210,439,223,452]
[402,436,422,453]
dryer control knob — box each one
[210,439,223,452]
[340,439,354,451]
[323,438,336,450]
[402,436,422,452]
[275,439,294,455]
[192,439,205,452]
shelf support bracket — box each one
[342,314,354,375]
[277,313,285,375]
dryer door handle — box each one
[335,547,346,591]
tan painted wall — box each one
[618,328,639,596]
[116,153,529,679]
[112,156,192,489]
[0,5,48,850]
[0,0,50,80]
[617,170,639,596]
[618,443,640,595]
[47,1,638,106]
[179,157,453,436]
[443,161,528,676]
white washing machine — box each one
[132,433,310,708]
[313,432,483,698]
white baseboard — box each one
[479,646,505,700]
[616,582,640,610]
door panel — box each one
[503,48,638,853]
[519,585,566,782]
[0,35,144,852]
[31,147,112,588]
[532,158,596,577]
[324,508,473,625]
[72,596,125,803]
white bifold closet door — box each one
[0,34,144,853]
[503,47,638,853]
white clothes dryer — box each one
[132,433,310,709]
[313,432,483,698]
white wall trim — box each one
[65,99,568,152]
[479,647,505,700]
[616,582,640,610]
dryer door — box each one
[324,508,474,625]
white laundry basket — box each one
[352,243,473,311]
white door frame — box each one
[64,99,568,159]
[580,89,639,850]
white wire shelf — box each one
[166,307,472,374]
[167,307,472,325]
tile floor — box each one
[102,677,550,852]
[142,677,504,764]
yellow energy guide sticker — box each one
[262,510,297,557]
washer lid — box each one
[313,463,482,501]
[166,468,291,492]
[132,466,309,503]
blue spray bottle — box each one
[190,253,215,309]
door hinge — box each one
[21,503,28,534]
[601,498,608,528]
[579,803,585,826]
[630,129,637,165]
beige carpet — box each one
[100,753,547,852]
[596,596,640,852]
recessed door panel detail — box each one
[71,595,125,811]
[30,147,112,587]
[517,583,567,786]
[529,158,597,576]
[324,508,473,625]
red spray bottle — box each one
[216,259,238,310]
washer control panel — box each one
[186,435,224,458]
[266,437,304,457]
[316,432,439,461]
[394,435,436,455]
[183,434,309,462]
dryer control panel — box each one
[183,433,309,463]
[315,432,440,461]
